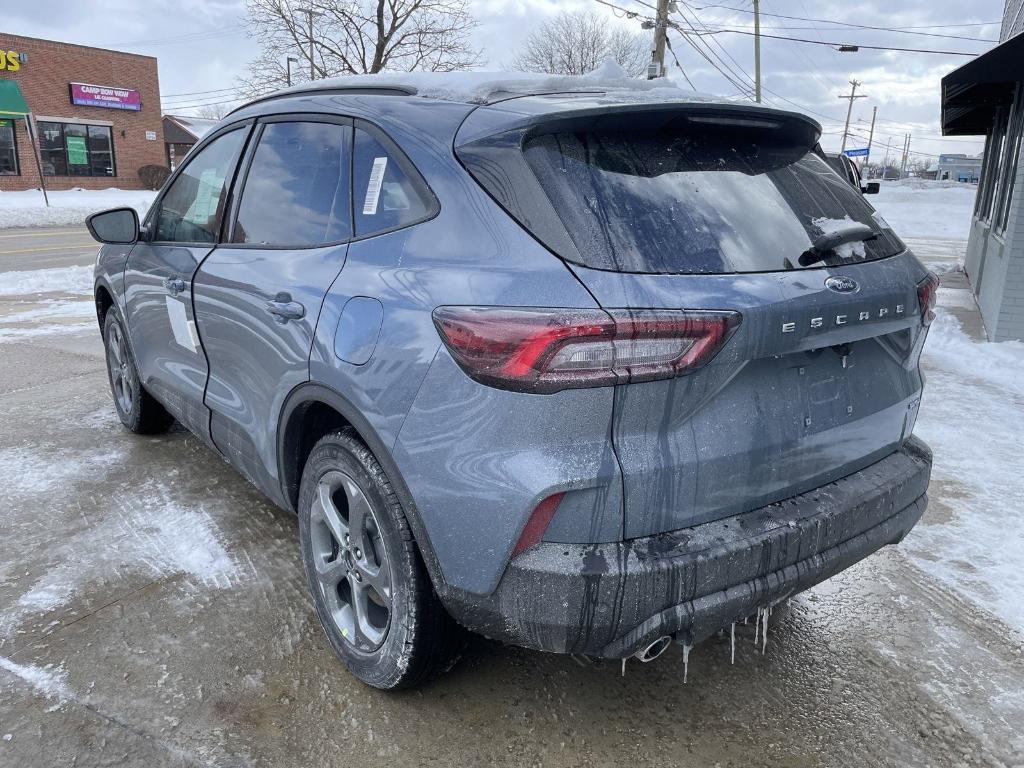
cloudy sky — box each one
[4,0,1005,162]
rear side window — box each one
[353,127,434,237]
[155,128,245,244]
[523,126,904,274]
[232,121,352,246]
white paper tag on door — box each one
[165,296,198,353]
[362,156,388,215]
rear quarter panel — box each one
[306,97,619,596]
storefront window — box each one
[0,119,17,175]
[38,121,116,177]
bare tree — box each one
[511,11,649,77]
[193,102,235,120]
[238,0,481,97]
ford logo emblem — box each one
[825,276,860,294]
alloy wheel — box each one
[107,322,134,415]
[309,469,393,652]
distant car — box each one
[87,79,935,689]
[825,152,880,195]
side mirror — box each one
[862,182,880,195]
[86,207,139,245]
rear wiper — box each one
[798,223,878,267]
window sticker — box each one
[362,156,388,215]
[165,296,198,352]
[185,167,221,227]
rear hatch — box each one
[456,99,932,538]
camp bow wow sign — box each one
[69,82,141,111]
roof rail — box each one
[227,85,416,117]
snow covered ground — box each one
[0,188,156,229]
[873,179,978,241]
[872,180,1024,638]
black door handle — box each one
[164,277,186,295]
[266,298,306,323]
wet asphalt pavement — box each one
[1,230,1022,767]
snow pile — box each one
[870,181,978,240]
[0,265,93,296]
[0,188,156,229]
[908,304,1024,636]
[274,61,728,106]
[884,177,977,191]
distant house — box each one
[161,114,220,170]
[941,0,1024,342]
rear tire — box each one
[298,428,465,689]
[103,309,174,435]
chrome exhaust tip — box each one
[634,635,672,663]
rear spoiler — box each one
[455,101,822,149]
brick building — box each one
[0,33,164,192]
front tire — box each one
[103,309,174,434]
[298,428,464,689]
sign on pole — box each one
[844,147,870,158]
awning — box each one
[942,32,1024,136]
[0,79,30,118]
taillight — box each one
[917,272,939,326]
[432,306,741,393]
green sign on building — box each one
[66,135,88,166]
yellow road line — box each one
[0,243,98,255]
[0,229,90,239]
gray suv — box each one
[86,81,936,689]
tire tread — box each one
[303,428,465,689]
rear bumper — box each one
[444,436,932,658]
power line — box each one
[672,5,759,93]
[692,22,996,42]
[594,0,985,149]
[681,3,999,36]
[162,86,239,99]
[760,0,847,97]
[160,96,241,111]
[114,24,247,48]
[691,28,983,56]
[664,36,696,89]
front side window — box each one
[232,121,352,246]
[353,127,434,237]
[38,121,115,177]
[155,129,245,244]
[0,119,17,175]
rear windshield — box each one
[523,126,904,274]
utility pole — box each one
[899,133,911,179]
[299,8,323,80]
[286,56,298,87]
[753,0,762,102]
[865,106,877,159]
[648,0,671,79]
[864,105,877,175]
[838,80,867,154]
[884,136,892,176]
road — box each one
[0,227,98,271]
[0,228,1021,767]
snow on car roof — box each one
[266,59,735,107]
